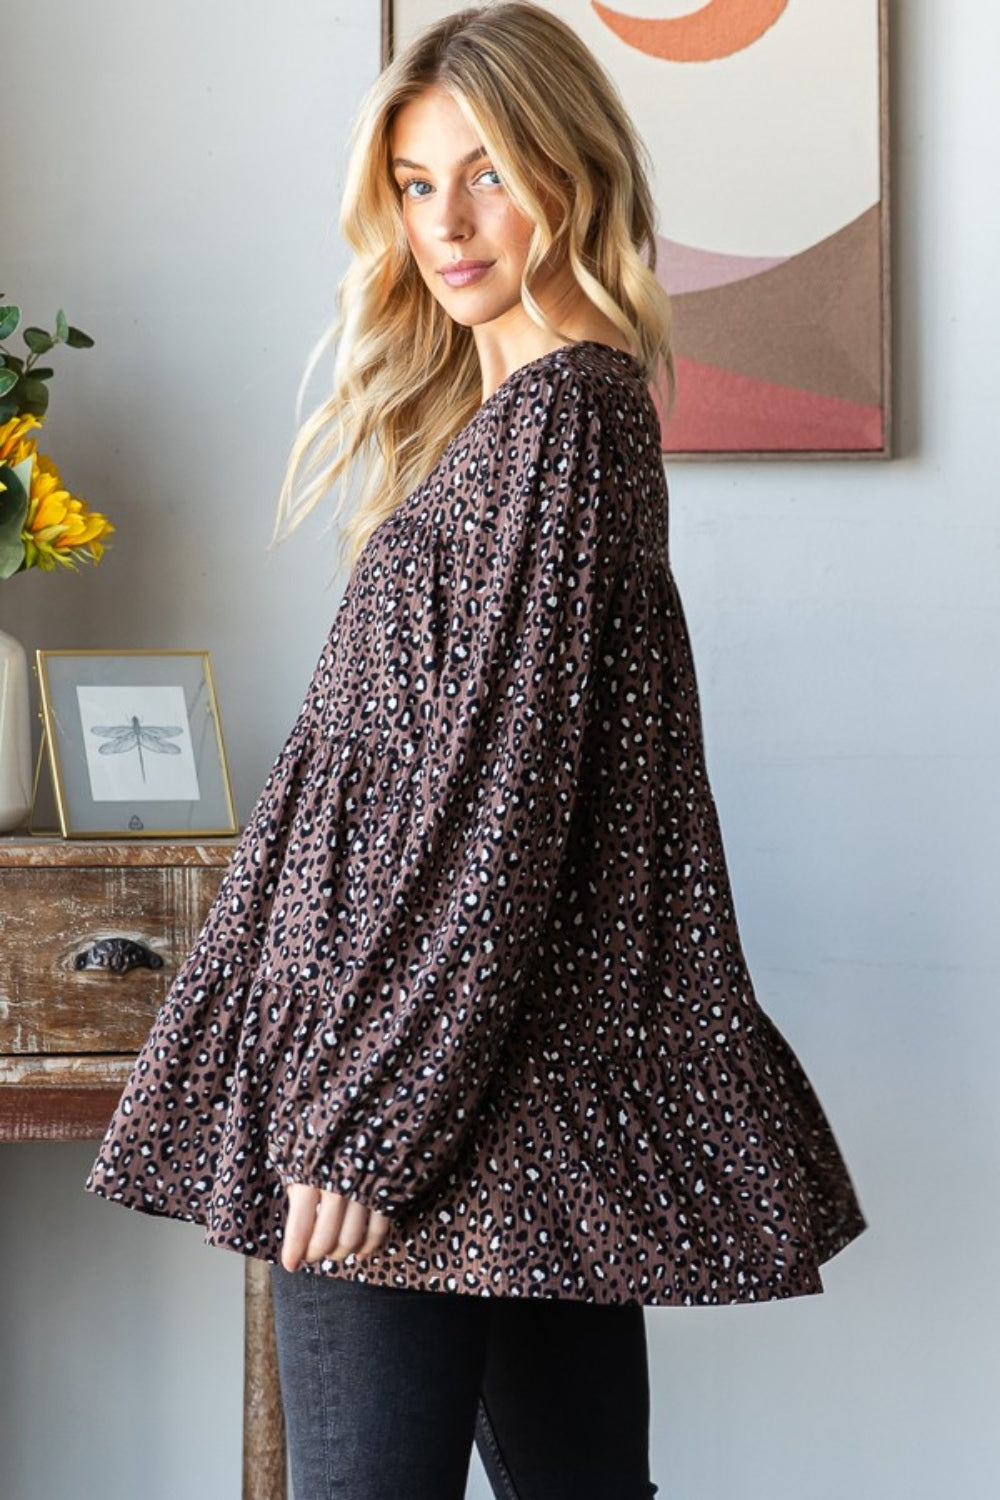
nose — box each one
[432,181,471,243]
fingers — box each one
[281,1183,394,1271]
[356,1209,393,1259]
[305,1189,350,1263]
[309,1196,392,1263]
[281,1182,322,1272]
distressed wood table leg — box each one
[242,1258,288,1500]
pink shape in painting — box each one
[663,356,885,453]
[657,237,787,295]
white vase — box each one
[0,626,33,832]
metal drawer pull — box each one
[74,938,164,974]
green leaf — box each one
[23,326,56,355]
[0,368,17,398]
[0,305,20,341]
[55,308,69,342]
[0,540,26,579]
[66,326,95,349]
[0,458,31,514]
[1,352,24,373]
[0,464,26,521]
[0,399,16,424]
[0,461,29,579]
[20,377,50,417]
[27,366,54,381]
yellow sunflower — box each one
[22,454,114,571]
[0,413,41,467]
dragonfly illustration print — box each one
[89,715,184,782]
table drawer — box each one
[0,863,223,1055]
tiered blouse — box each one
[86,341,865,1305]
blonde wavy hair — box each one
[273,0,673,572]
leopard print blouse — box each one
[86,341,865,1305]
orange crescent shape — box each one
[591,0,790,63]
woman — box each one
[87,5,865,1497]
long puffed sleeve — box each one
[264,371,638,1214]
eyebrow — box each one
[391,145,488,173]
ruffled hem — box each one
[85,954,865,1308]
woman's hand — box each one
[281,1182,392,1271]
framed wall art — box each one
[35,649,238,838]
[381,0,891,458]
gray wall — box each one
[1,3,997,1498]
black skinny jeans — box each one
[271,1264,659,1500]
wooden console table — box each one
[0,836,287,1500]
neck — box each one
[473,269,632,402]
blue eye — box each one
[477,168,502,187]
[400,178,433,199]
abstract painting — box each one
[383,0,891,457]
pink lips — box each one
[439,259,494,288]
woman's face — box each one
[389,86,538,338]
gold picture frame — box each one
[34,649,238,839]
